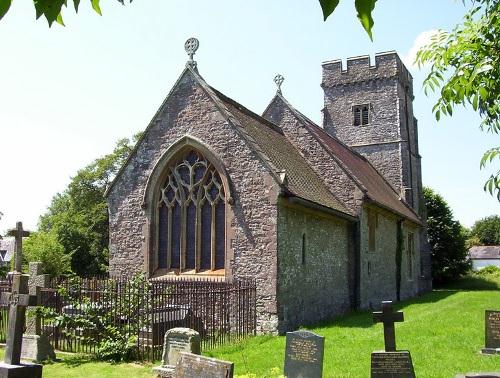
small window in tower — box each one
[352,104,371,126]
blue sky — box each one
[0,0,498,234]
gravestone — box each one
[481,310,500,354]
[371,301,415,378]
[152,327,201,378]
[21,262,56,362]
[0,222,43,377]
[176,352,234,378]
[284,330,324,378]
[455,373,500,378]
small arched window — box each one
[157,149,226,273]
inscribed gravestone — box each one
[152,328,200,378]
[284,330,324,378]
[176,352,234,378]
[481,310,500,354]
[371,301,415,378]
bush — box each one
[23,231,73,277]
[423,187,471,284]
[470,215,500,245]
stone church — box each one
[106,39,432,334]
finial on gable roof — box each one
[274,74,284,94]
[185,37,199,69]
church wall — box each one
[107,71,281,333]
[359,206,398,308]
[358,206,420,308]
[276,200,351,333]
[399,222,421,300]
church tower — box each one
[322,52,421,214]
[321,52,431,292]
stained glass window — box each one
[157,149,226,272]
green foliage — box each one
[37,274,150,362]
[0,0,132,26]
[470,215,500,245]
[0,0,12,21]
[39,133,141,277]
[416,0,500,200]
[23,231,73,277]
[475,264,500,277]
[319,0,377,39]
[423,187,471,284]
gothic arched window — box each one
[157,149,226,273]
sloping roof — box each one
[106,66,352,219]
[469,246,500,260]
[205,86,351,217]
[0,238,14,263]
[265,94,421,224]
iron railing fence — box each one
[36,276,256,360]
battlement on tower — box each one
[322,51,412,89]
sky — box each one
[0,0,498,234]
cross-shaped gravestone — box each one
[373,300,404,352]
[9,222,29,273]
[1,222,38,365]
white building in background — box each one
[468,246,500,270]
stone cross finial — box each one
[7,222,30,273]
[373,301,404,352]
[185,37,199,67]
[274,74,284,94]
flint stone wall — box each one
[277,201,351,333]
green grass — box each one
[3,272,499,377]
[206,273,500,377]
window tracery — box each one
[157,149,226,273]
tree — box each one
[39,133,141,276]
[0,1,377,35]
[423,187,471,284]
[470,215,500,245]
[23,230,73,277]
[416,0,500,200]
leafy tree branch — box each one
[416,0,500,200]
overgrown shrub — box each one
[37,274,150,362]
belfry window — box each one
[353,104,371,126]
[157,149,226,272]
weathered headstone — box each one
[152,327,201,378]
[176,352,234,378]
[371,301,415,378]
[284,330,325,378]
[0,222,43,377]
[481,310,500,355]
[21,262,56,362]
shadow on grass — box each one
[304,290,460,330]
[437,276,500,291]
[47,354,94,368]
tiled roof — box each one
[270,94,421,224]
[206,87,351,217]
[469,246,500,260]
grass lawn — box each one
[3,271,499,377]
[206,272,500,377]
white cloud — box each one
[402,29,439,68]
